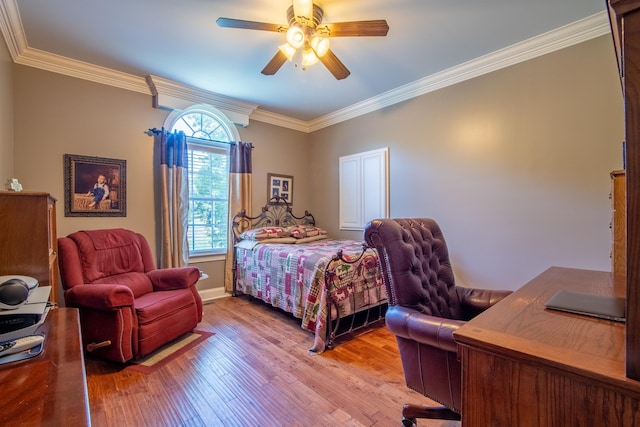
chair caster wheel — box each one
[402,417,417,427]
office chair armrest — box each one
[386,306,464,353]
[65,284,135,310]
[458,287,513,320]
[147,267,200,291]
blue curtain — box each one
[155,128,189,268]
[225,141,253,292]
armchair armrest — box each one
[147,267,200,291]
[458,287,513,320]
[385,306,464,353]
[65,284,135,310]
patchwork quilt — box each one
[235,238,385,352]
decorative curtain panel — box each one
[155,129,190,268]
[225,141,253,292]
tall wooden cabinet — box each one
[609,0,640,379]
[0,191,59,305]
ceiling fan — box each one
[216,0,389,80]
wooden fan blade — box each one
[319,49,350,80]
[317,20,389,37]
[261,50,288,75]
[216,17,286,33]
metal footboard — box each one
[323,245,388,350]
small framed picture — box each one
[63,154,126,217]
[267,173,293,205]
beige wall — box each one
[309,35,624,290]
[0,34,13,180]
[14,66,165,238]
[9,34,625,294]
[12,65,309,294]
[236,120,311,212]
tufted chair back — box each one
[368,218,467,320]
[364,218,512,424]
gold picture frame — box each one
[64,154,126,217]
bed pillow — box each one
[286,225,328,239]
[258,237,297,244]
[294,235,329,244]
[235,237,297,250]
[238,227,291,241]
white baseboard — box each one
[198,287,231,304]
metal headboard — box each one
[231,196,316,244]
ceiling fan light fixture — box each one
[278,43,297,61]
[301,48,319,68]
[217,2,388,79]
[310,35,330,57]
[286,26,305,49]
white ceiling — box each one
[2,0,609,126]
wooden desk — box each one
[455,267,640,427]
[0,308,90,426]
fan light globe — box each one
[278,43,297,61]
[286,26,305,49]
[310,36,330,57]
[302,48,319,67]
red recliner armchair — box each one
[364,218,512,426]
[57,228,203,363]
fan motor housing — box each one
[287,4,324,28]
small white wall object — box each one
[339,147,389,230]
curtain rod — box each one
[144,128,253,148]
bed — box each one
[232,197,387,353]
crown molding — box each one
[0,0,610,133]
[18,46,150,94]
[0,0,148,93]
[249,109,310,133]
[146,75,259,127]
[306,11,610,132]
[0,0,24,60]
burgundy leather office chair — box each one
[364,218,512,426]
[58,228,203,363]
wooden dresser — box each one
[0,191,59,305]
[455,267,640,426]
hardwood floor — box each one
[85,296,461,427]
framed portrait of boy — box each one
[63,154,127,217]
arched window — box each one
[165,105,239,257]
